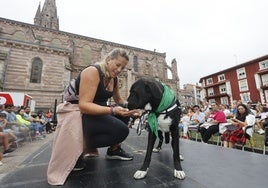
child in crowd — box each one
[181,109,192,139]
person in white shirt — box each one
[191,105,206,125]
[255,104,268,135]
[181,108,192,139]
[220,104,233,119]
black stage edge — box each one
[1,129,267,188]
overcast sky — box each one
[1,0,268,88]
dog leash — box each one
[136,111,148,136]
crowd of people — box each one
[1,48,267,185]
[180,100,268,148]
[0,104,55,166]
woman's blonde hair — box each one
[95,48,129,79]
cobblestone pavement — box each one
[0,132,54,181]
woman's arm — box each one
[0,119,8,128]
[231,118,246,127]
[79,66,111,115]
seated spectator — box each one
[199,102,227,143]
[220,104,233,119]
[255,105,268,135]
[182,105,206,139]
[16,108,45,138]
[201,101,210,115]
[229,100,239,117]
[0,112,17,141]
[181,108,192,139]
[181,109,191,139]
[23,107,45,124]
[222,103,255,148]
[247,101,257,116]
[191,105,205,125]
[45,109,53,123]
[2,104,29,135]
[0,131,15,156]
[35,110,56,134]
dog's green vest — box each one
[147,84,175,137]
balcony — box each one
[203,80,228,88]
[206,92,230,99]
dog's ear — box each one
[144,79,163,101]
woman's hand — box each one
[113,106,140,117]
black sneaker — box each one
[72,157,85,171]
[3,148,15,156]
[106,147,133,161]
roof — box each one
[199,54,268,83]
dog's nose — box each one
[127,102,135,110]
[118,102,128,108]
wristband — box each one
[110,106,114,115]
[110,106,116,115]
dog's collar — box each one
[157,102,177,114]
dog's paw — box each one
[153,147,161,153]
[134,168,149,179]
[174,170,186,180]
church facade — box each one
[0,0,180,111]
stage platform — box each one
[0,129,267,188]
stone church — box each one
[0,0,180,111]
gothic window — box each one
[30,57,43,83]
[133,56,138,72]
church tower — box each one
[34,0,59,30]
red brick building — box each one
[199,55,268,105]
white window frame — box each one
[238,79,248,92]
[218,74,225,81]
[207,88,214,96]
[219,84,227,94]
[220,97,229,105]
[259,60,268,70]
[236,67,246,80]
[208,99,216,104]
[261,74,268,86]
[240,92,250,104]
[265,90,268,103]
[206,77,213,85]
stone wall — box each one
[0,18,179,110]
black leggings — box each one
[82,114,130,149]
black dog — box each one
[127,78,186,180]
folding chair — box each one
[14,137,25,148]
[242,125,254,152]
[210,132,221,146]
[188,125,199,141]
